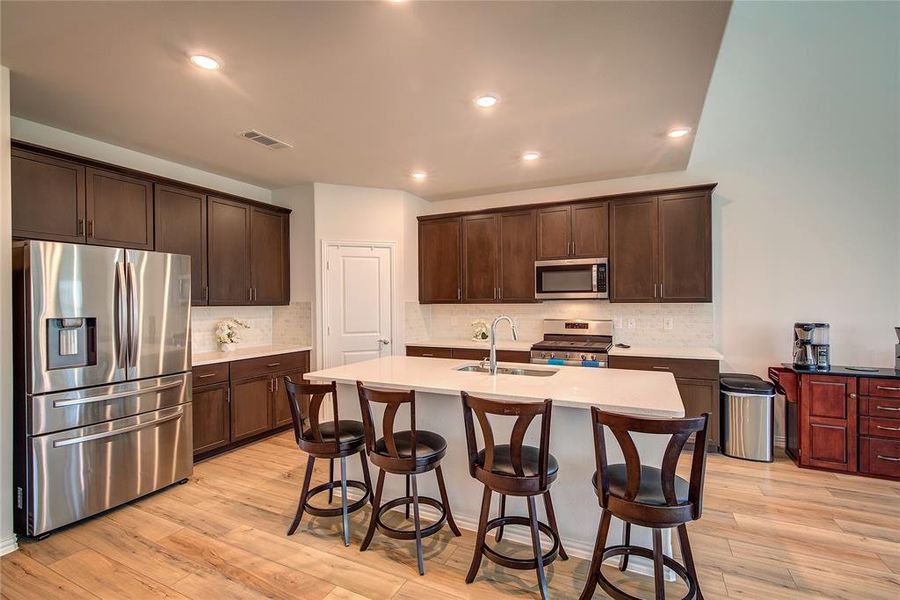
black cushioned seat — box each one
[477,444,559,478]
[593,464,689,506]
[374,430,447,460]
[303,420,365,445]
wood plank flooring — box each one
[3,432,900,599]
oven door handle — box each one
[52,408,184,448]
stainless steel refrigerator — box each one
[12,240,193,537]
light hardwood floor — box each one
[2,432,900,599]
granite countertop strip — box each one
[192,344,313,366]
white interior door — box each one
[324,244,393,368]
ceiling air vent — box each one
[236,130,292,150]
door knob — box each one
[378,338,391,345]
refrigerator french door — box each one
[13,240,193,536]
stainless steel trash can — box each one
[720,376,775,462]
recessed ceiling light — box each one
[411,171,428,180]
[522,151,541,161]
[474,95,499,108]
[189,55,220,70]
[667,127,692,138]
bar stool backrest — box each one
[590,407,710,521]
[283,378,343,453]
[461,392,553,489]
[356,381,418,470]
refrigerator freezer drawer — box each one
[27,403,193,536]
[29,372,191,435]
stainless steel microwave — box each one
[534,258,609,300]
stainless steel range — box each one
[530,319,613,367]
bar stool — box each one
[356,382,461,575]
[579,408,710,600]
[283,378,373,547]
[461,392,568,600]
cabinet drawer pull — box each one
[876,385,900,392]
[421,353,435,357]
[266,362,281,368]
[651,366,671,371]
[876,406,900,411]
[876,455,900,462]
[197,373,217,379]
[876,425,900,432]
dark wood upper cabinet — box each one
[571,201,608,258]
[208,196,251,305]
[499,210,536,302]
[250,207,290,305]
[85,168,154,250]
[154,185,208,305]
[610,196,659,302]
[419,217,462,303]
[658,193,711,302]
[11,148,86,243]
[536,206,571,260]
[463,214,500,302]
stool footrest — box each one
[304,480,370,518]
[375,496,447,540]
[482,516,560,570]
[597,544,698,600]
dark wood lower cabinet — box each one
[192,350,309,461]
[676,378,719,449]
[799,375,857,472]
[191,383,231,455]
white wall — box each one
[11,118,272,203]
[429,1,900,378]
[311,183,428,368]
[0,66,17,555]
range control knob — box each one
[590,354,597,361]
[580,354,587,360]
[549,352,555,359]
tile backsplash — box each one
[273,301,313,346]
[410,301,714,347]
[191,306,274,353]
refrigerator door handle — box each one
[52,380,182,408]
[52,407,185,448]
[115,262,128,370]
[127,262,139,368]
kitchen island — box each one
[305,355,685,574]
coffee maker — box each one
[793,322,830,370]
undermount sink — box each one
[455,365,558,377]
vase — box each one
[219,343,236,353]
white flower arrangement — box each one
[471,319,489,341]
[215,318,249,351]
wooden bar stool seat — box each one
[357,382,462,576]
[462,392,568,600]
[579,407,710,600]
[283,378,373,547]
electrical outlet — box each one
[663,317,674,331]
[627,318,636,330]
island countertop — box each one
[305,355,683,417]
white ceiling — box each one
[1,1,731,200]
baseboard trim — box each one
[0,534,18,556]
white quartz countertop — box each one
[192,344,312,366]
[406,338,537,352]
[608,345,723,361]
[306,355,684,417]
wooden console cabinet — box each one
[191,350,310,460]
[769,366,900,481]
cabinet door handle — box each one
[849,393,858,399]
[87,220,94,238]
[876,455,900,462]
[876,405,900,411]
[876,425,900,431]
[268,378,274,393]
[653,283,658,298]
[877,385,900,392]
[248,288,253,302]
[202,286,209,302]
[226,388,231,404]
[571,241,576,255]
[457,288,461,301]
[77,219,84,236]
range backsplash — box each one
[406,301,715,347]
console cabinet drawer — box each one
[230,351,308,381]
[451,348,531,363]
[860,437,900,478]
[860,416,900,440]
[860,396,900,418]
[608,355,718,380]
[192,363,229,387]
[860,378,900,399]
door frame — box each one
[319,240,399,370]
